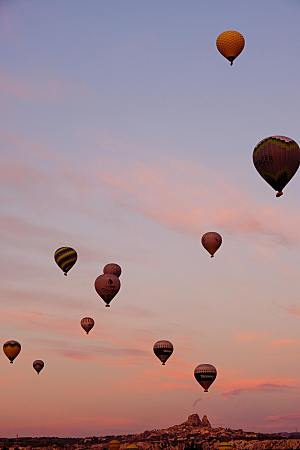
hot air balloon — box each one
[54,247,77,276]
[95,273,121,307]
[3,340,21,363]
[216,30,245,65]
[216,444,233,450]
[201,232,222,258]
[81,317,95,334]
[153,340,173,365]
[103,263,122,278]
[253,136,300,197]
[194,364,217,392]
[108,440,121,450]
[33,360,44,374]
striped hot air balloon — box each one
[80,317,95,335]
[3,340,21,363]
[216,30,245,65]
[153,340,174,365]
[194,364,217,392]
[54,247,77,276]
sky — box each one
[1,0,300,438]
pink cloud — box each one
[94,158,300,246]
[286,305,300,317]
[0,160,43,186]
[222,382,296,398]
[270,338,300,348]
[235,331,269,342]
[0,70,90,101]
[265,413,300,423]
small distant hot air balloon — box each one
[103,263,122,278]
[201,232,222,258]
[216,30,245,65]
[95,273,121,307]
[81,317,95,334]
[194,364,217,392]
[54,247,77,276]
[3,340,21,364]
[153,340,173,365]
[33,360,44,374]
[216,444,233,450]
[253,136,300,197]
[108,440,121,450]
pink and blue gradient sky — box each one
[1,0,300,438]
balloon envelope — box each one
[201,232,222,257]
[3,340,21,363]
[108,440,121,450]
[194,364,217,392]
[94,273,121,307]
[81,317,95,334]
[33,360,44,374]
[253,136,300,197]
[216,30,245,65]
[103,263,122,278]
[54,247,77,276]
[153,340,173,365]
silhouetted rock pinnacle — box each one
[186,414,202,427]
[201,415,211,428]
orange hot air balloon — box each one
[33,360,44,374]
[108,440,121,450]
[216,30,245,65]
[81,317,95,334]
[94,273,121,307]
[201,232,222,257]
[153,340,173,365]
[194,364,217,392]
[103,263,122,278]
[253,135,300,197]
[3,340,21,363]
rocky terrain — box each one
[1,414,300,449]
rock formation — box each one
[185,414,202,427]
[201,415,211,428]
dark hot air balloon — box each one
[103,263,122,278]
[54,247,77,276]
[95,273,121,307]
[253,136,300,197]
[153,340,173,365]
[201,232,222,257]
[194,364,217,392]
[3,340,21,363]
[33,360,44,374]
[81,317,95,334]
[216,30,245,65]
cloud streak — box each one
[93,157,300,247]
[223,382,296,398]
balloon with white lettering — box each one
[95,273,121,307]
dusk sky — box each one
[2,0,300,438]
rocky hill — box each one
[1,414,300,449]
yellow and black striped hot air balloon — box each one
[54,247,77,276]
[3,340,21,363]
[216,30,245,65]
